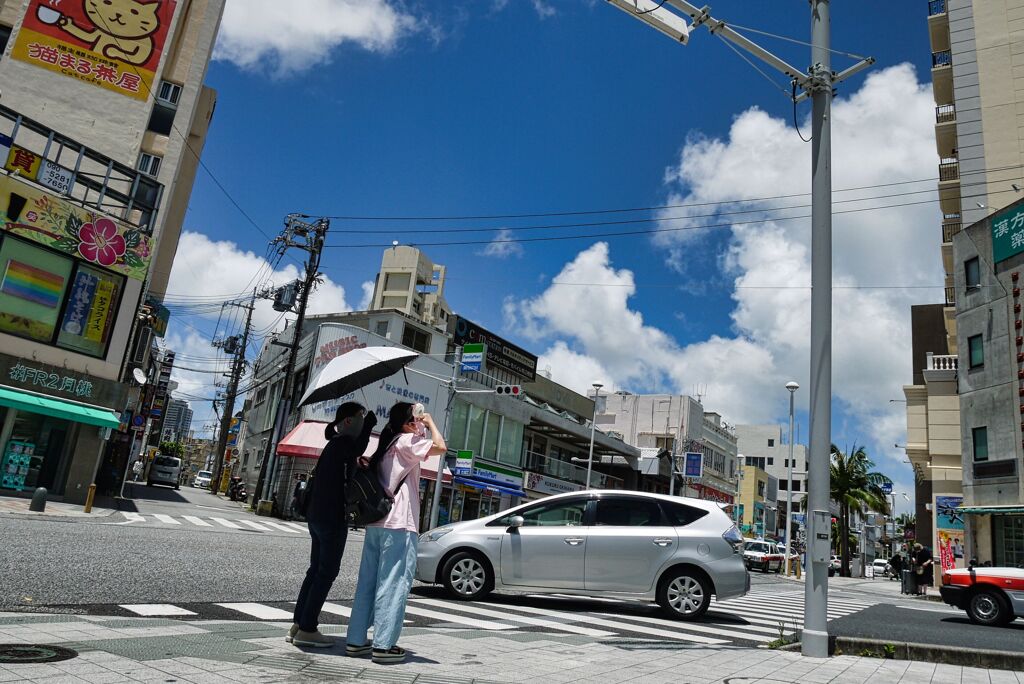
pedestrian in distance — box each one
[289,402,376,648]
[345,401,446,664]
[912,542,934,595]
[131,458,143,482]
[888,551,902,581]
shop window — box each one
[448,400,469,451]
[55,264,123,357]
[497,417,523,466]
[0,238,74,344]
[137,152,162,178]
[964,257,981,290]
[1,410,72,494]
[972,426,988,462]
[401,324,430,353]
[968,334,984,369]
[482,413,500,460]
[466,404,485,455]
[595,498,663,526]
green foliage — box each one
[829,444,892,577]
[159,441,184,458]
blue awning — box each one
[453,476,526,498]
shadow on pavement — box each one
[115,482,191,506]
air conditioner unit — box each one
[131,326,154,366]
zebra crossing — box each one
[104,511,309,535]
[96,588,878,647]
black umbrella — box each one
[297,347,419,408]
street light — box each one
[784,381,799,577]
[585,383,603,490]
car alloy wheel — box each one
[658,570,711,620]
[441,552,492,601]
[967,590,1009,626]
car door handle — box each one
[563,537,584,546]
[652,538,674,547]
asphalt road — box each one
[828,600,1024,653]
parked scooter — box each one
[228,476,248,503]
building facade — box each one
[951,198,1024,567]
[0,0,223,502]
[159,397,191,444]
[735,424,808,542]
[369,245,451,334]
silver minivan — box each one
[148,455,182,490]
[416,490,749,620]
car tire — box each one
[657,568,711,620]
[761,562,769,574]
[441,551,493,601]
[966,589,1012,626]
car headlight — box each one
[420,527,454,543]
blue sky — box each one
[165,1,940,506]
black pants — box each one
[294,518,348,632]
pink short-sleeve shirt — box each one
[368,430,433,533]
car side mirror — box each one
[507,515,524,531]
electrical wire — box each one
[725,21,869,61]
[715,33,792,99]
[792,81,811,143]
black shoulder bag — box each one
[345,435,411,526]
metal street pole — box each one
[585,383,603,490]
[428,346,462,530]
[803,0,833,658]
[785,381,798,577]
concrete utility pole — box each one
[254,215,329,515]
[784,381,799,577]
[211,292,256,494]
[428,346,462,530]
[606,0,874,658]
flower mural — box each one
[78,218,127,267]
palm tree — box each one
[895,512,916,541]
[829,444,892,577]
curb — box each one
[828,636,1024,671]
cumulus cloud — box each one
[359,280,376,310]
[165,231,354,334]
[504,64,940,476]
[532,0,557,19]
[480,229,525,259]
[215,0,419,75]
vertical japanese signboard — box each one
[992,203,1024,263]
[12,0,177,101]
[935,495,965,572]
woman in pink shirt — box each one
[345,401,446,664]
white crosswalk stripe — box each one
[152,514,180,525]
[412,598,617,637]
[119,604,197,617]
[261,521,302,534]
[112,511,307,534]
[402,602,518,630]
[236,519,274,532]
[216,603,294,620]
[182,516,213,527]
[211,517,242,529]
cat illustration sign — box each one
[12,0,177,101]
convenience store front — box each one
[0,352,122,498]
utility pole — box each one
[210,292,256,494]
[428,346,462,530]
[254,215,329,515]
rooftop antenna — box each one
[693,383,706,405]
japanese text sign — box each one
[992,203,1024,263]
[12,0,177,101]
[683,451,703,478]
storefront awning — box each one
[277,421,379,459]
[959,505,1024,515]
[0,386,120,428]
[454,475,526,498]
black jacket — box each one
[307,416,375,526]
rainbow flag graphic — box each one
[1,259,64,308]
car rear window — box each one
[661,502,709,527]
[155,457,180,468]
[745,542,769,553]
[197,471,211,477]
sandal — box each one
[372,646,407,663]
[346,642,372,657]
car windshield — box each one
[745,542,769,553]
[197,471,211,478]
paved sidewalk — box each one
[1,611,1020,683]
[781,573,943,600]
[0,494,115,518]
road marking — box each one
[236,519,274,532]
[466,600,727,644]
[211,518,242,529]
[194,505,232,511]
[119,604,197,617]
[282,522,308,533]
[152,514,180,525]
[402,603,517,630]
[594,611,772,642]
[122,512,145,524]
[182,516,213,527]
[412,598,616,637]
[216,603,295,620]
[314,602,411,624]
[261,521,301,534]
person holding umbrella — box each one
[289,402,376,648]
[345,401,446,664]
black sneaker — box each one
[346,642,372,657]
[371,646,407,664]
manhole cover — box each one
[0,644,78,664]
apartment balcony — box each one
[935,104,957,158]
[942,220,962,243]
[923,352,958,385]
[938,156,961,216]
[945,285,956,307]
[524,451,624,490]
[938,158,959,182]
[932,50,953,104]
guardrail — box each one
[932,50,952,68]
[939,159,959,182]
[936,103,956,124]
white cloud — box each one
[504,64,939,480]
[531,0,556,19]
[480,229,524,259]
[215,0,419,75]
[359,280,376,310]
[165,231,354,334]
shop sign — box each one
[12,0,178,101]
[683,451,703,478]
[472,463,523,488]
[451,315,537,381]
[0,173,152,281]
[454,450,474,476]
[37,160,74,196]
[525,471,583,495]
[8,361,93,398]
[5,145,42,177]
[936,495,965,572]
[695,484,734,505]
[0,349,124,407]
[992,203,1024,263]
[460,343,484,373]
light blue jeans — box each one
[346,527,418,650]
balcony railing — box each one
[927,353,958,371]
[939,158,960,182]
[932,50,952,68]
[524,451,623,489]
[928,0,947,16]
[936,103,956,124]
[942,221,962,242]
[943,212,961,221]
[945,286,956,307]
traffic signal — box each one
[495,384,522,398]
